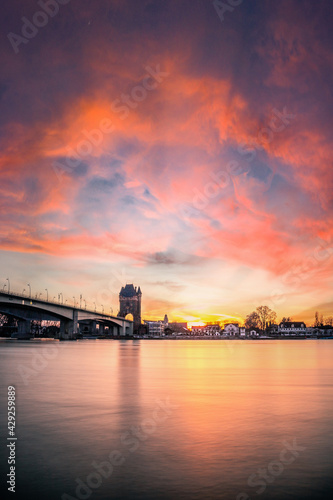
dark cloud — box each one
[86,173,124,192]
[146,250,203,266]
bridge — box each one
[0,291,133,339]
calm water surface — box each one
[0,339,332,500]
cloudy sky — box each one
[1,0,333,324]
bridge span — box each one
[0,291,133,339]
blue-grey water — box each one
[0,339,333,500]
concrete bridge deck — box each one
[0,291,133,339]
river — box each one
[0,339,332,500]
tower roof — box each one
[119,284,138,297]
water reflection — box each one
[0,339,332,500]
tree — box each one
[326,316,333,326]
[314,311,320,327]
[255,305,277,332]
[245,311,259,329]
[281,317,291,322]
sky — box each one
[0,0,333,325]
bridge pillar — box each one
[17,320,31,335]
[113,325,119,336]
[89,320,97,335]
[99,324,105,335]
[60,320,71,339]
[121,323,126,336]
[60,311,78,340]
[73,310,78,337]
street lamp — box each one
[80,294,82,309]
[110,307,113,315]
[22,288,25,296]
[39,293,42,299]
[45,289,48,301]
[6,278,10,294]
[65,299,68,305]
[101,305,104,314]
[60,292,63,305]
[93,302,96,313]
[53,296,56,301]
[3,283,6,292]
[84,300,87,310]
[27,283,31,298]
[73,296,76,308]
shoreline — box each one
[1,336,333,342]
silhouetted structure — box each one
[118,284,142,331]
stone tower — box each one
[118,284,142,330]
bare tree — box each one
[314,311,320,327]
[255,306,277,331]
[326,316,333,326]
[245,311,259,329]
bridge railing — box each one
[0,290,131,320]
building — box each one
[190,324,221,336]
[267,323,279,335]
[168,321,188,331]
[164,326,189,335]
[137,323,148,336]
[142,315,189,336]
[204,324,221,335]
[278,321,307,335]
[191,325,205,335]
[144,320,165,336]
[247,328,260,337]
[315,325,333,337]
[118,284,142,331]
[223,323,240,336]
[166,322,189,335]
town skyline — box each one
[1,276,331,329]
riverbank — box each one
[2,335,332,342]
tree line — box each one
[314,312,333,327]
[244,307,333,331]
